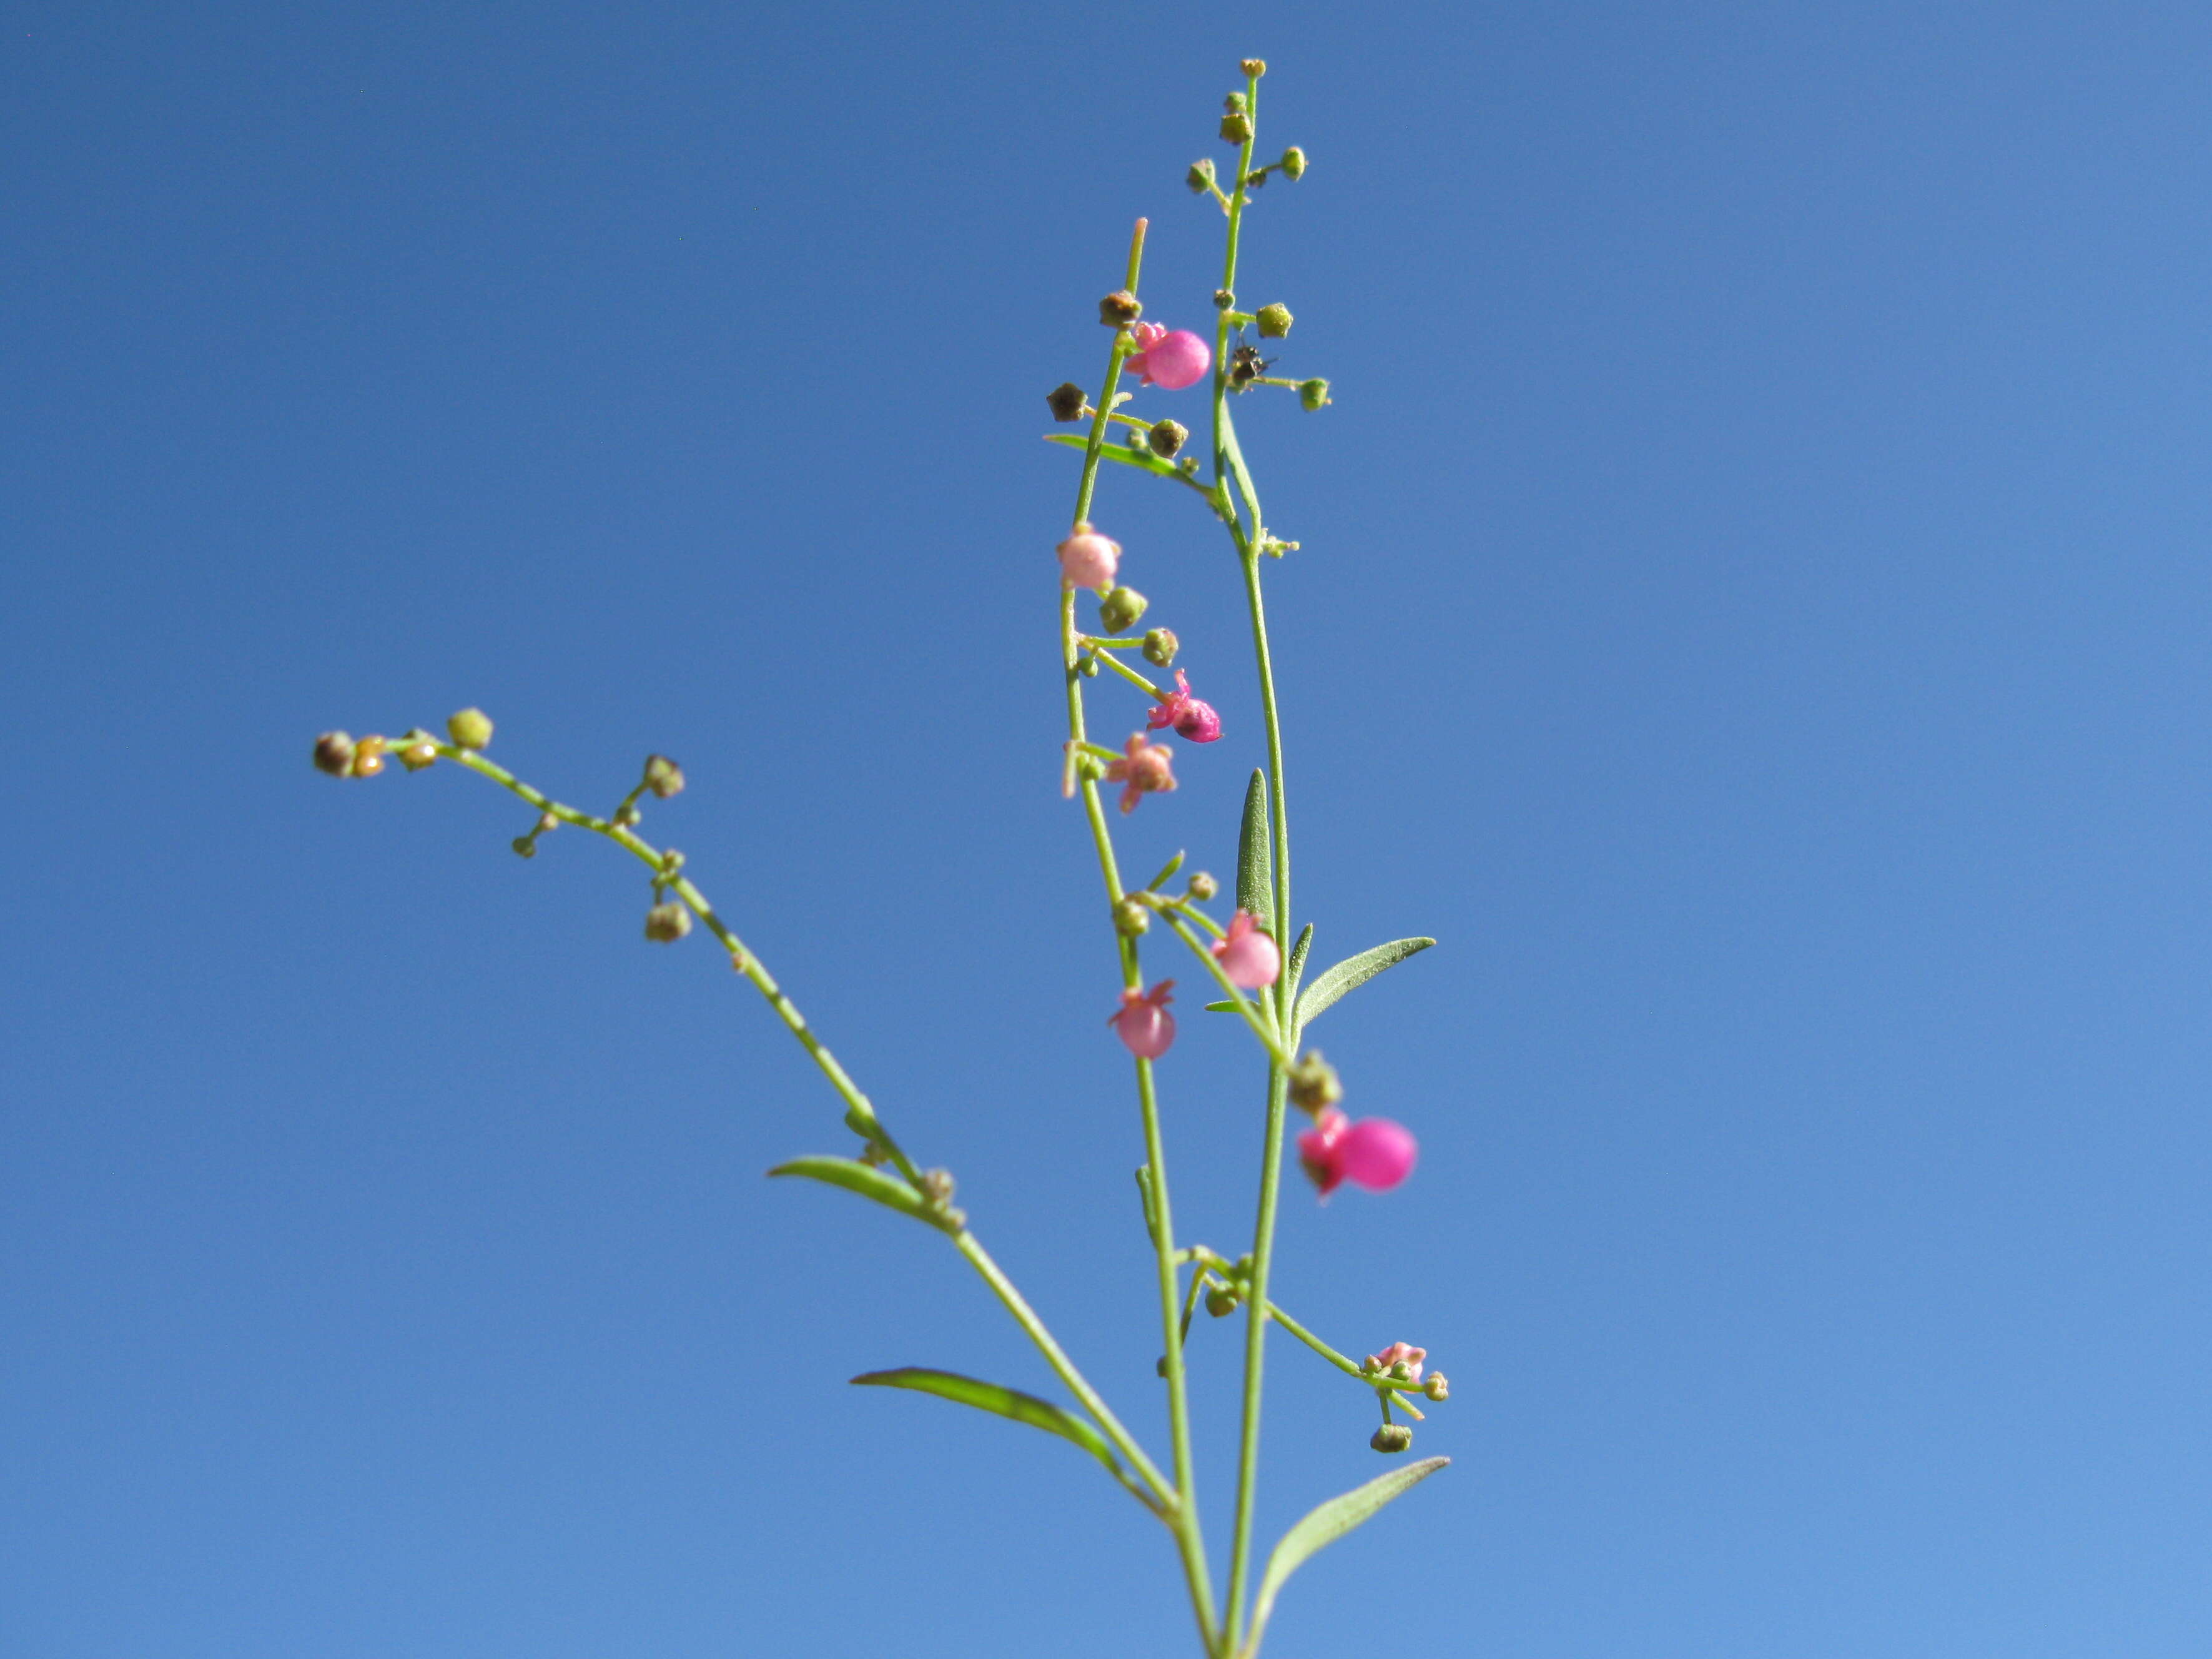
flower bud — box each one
[1141,627,1180,666]
[1147,419,1188,458]
[1057,522,1121,592]
[1298,377,1332,411]
[1287,1051,1343,1115]
[1388,1360,1415,1382]
[1078,653,1100,677]
[1213,288,1235,310]
[1223,91,1249,114]
[1099,289,1142,327]
[1186,157,1216,194]
[1422,1372,1450,1401]
[1099,586,1149,633]
[1047,381,1087,422]
[919,1167,956,1207]
[1205,1284,1240,1317]
[1186,870,1218,901]
[1114,898,1152,937]
[1255,302,1293,339]
[1220,111,1253,144]
[644,901,692,943]
[397,730,438,771]
[1240,57,1267,77]
[1371,1424,1414,1454]
[447,707,494,750]
[511,835,537,858]
[644,754,686,798]
[313,731,356,776]
[1280,146,1306,181]
[351,736,387,778]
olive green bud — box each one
[1298,377,1332,412]
[1099,586,1149,633]
[1204,1284,1241,1318]
[1213,288,1235,310]
[447,707,494,750]
[1279,146,1306,181]
[1255,302,1293,339]
[1186,870,1218,901]
[1388,1359,1415,1382]
[1220,111,1254,145]
[1147,418,1188,458]
[1371,1424,1414,1454]
[1141,627,1180,666]
[1287,1051,1343,1115]
[313,731,356,776]
[644,901,692,943]
[1075,751,1108,782]
[1422,1372,1450,1401]
[1240,57,1267,78]
[1099,289,1142,327]
[511,835,538,858]
[1047,381,1087,422]
[1114,898,1152,937]
[1186,157,1216,194]
[1223,91,1249,114]
[351,734,388,778]
[1078,653,1100,678]
[1156,1355,1170,1378]
[644,754,686,798]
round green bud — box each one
[1204,1284,1240,1318]
[1223,91,1249,114]
[1099,586,1149,633]
[1047,381,1087,422]
[1078,653,1100,678]
[511,835,537,858]
[1388,1360,1415,1382]
[1147,418,1189,458]
[644,901,692,943]
[1186,870,1218,901]
[1422,1372,1450,1401]
[644,754,686,798]
[1298,377,1332,412]
[1141,628,1180,667]
[1255,302,1293,339]
[1280,146,1306,181]
[1371,1424,1414,1455]
[313,731,356,776]
[447,707,494,750]
[1288,1051,1343,1114]
[1186,157,1216,194]
[1114,898,1152,937]
[1220,111,1254,145]
[1099,289,1142,327]
[1240,57,1267,78]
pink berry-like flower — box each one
[1363,1341,1427,1382]
[1125,322,1212,391]
[1211,909,1280,988]
[1298,1108,1418,1197]
[1104,732,1177,814]
[1147,670,1223,743]
[1057,522,1121,593]
[1110,979,1177,1058]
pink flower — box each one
[1147,670,1222,743]
[1210,909,1280,988]
[1057,522,1121,593]
[1110,979,1177,1058]
[1125,323,1212,391]
[1297,1108,1419,1197]
[1363,1341,1427,1382]
[1103,732,1177,814]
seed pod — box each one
[1147,419,1188,458]
[1141,628,1180,667]
[447,707,494,750]
[1047,382,1087,422]
[1220,111,1254,145]
[1280,146,1306,181]
[313,731,357,776]
[1255,303,1293,339]
[1186,158,1216,194]
[1114,898,1152,937]
[1099,290,1142,327]
[1099,587,1149,633]
[644,901,692,943]
[1298,377,1331,412]
[1371,1424,1414,1454]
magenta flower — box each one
[1210,909,1280,988]
[1363,1341,1426,1382]
[1104,732,1177,814]
[1147,670,1223,743]
[1110,979,1177,1058]
[1297,1108,1419,1197]
[1057,522,1121,593]
[1125,322,1212,391]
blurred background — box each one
[7,2,2211,1653]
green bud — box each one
[1223,91,1249,114]
[1388,1360,1415,1382]
[1287,1051,1343,1115]
[1047,381,1087,422]
[1186,870,1218,901]
[1141,628,1180,667]
[1114,898,1152,937]
[1371,1424,1414,1455]
[1280,146,1306,181]
[1147,418,1188,458]
[1240,57,1267,78]
[511,835,538,858]
[1298,377,1332,412]
[1204,1284,1240,1318]
[1099,289,1142,327]
[644,754,686,798]
[1186,157,1216,194]
[1422,1372,1450,1401]
[1213,287,1235,310]
[1255,302,1293,339]
[1078,653,1100,678]
[1220,111,1254,145]
[644,901,692,943]
[313,731,356,776]
[1099,586,1149,633]
[447,707,494,750]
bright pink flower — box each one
[1104,732,1177,814]
[1211,909,1280,988]
[1057,522,1121,592]
[1125,323,1212,391]
[1298,1108,1419,1197]
[1147,670,1222,743]
[1363,1341,1427,1382]
[1110,979,1177,1058]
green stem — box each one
[1090,648,1173,703]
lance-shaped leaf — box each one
[1238,770,1273,934]
[1246,1457,1449,1647]
[1293,937,1435,1031]
[768,1157,960,1234]
[1285,922,1314,1003]
[1044,432,1194,489]
[1217,404,1264,530]
[851,1368,1160,1514]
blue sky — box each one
[7,2,2211,1654]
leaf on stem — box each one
[1246,1457,1449,1646]
[767,1157,960,1234]
[1293,938,1435,1030]
[851,1368,1156,1511]
[1218,404,1264,531]
[1285,923,1313,1002]
[1044,432,1188,487]
[1237,770,1273,934]
[1145,849,1186,891]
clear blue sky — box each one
[7,3,2211,1654]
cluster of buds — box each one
[315,708,493,781]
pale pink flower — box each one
[1125,323,1212,391]
[1363,1341,1427,1382]
[1057,522,1121,592]
[1211,909,1280,988]
[1147,670,1223,743]
[1297,1108,1418,1197]
[1110,979,1177,1059]
[1103,733,1177,814]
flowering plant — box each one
[312,60,1444,1657]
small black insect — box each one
[1227,341,1273,390]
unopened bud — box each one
[1223,91,1249,114]
[511,836,537,858]
[1255,302,1293,339]
[447,707,494,750]
[1287,1051,1343,1114]
[313,731,356,776]
[1240,57,1267,77]
[1078,653,1100,678]
[1047,381,1087,422]
[1114,898,1152,937]
[1213,288,1235,310]
[1220,111,1254,145]
[398,730,438,771]
[1099,586,1148,633]
[1141,628,1180,667]
[919,1168,956,1206]
[1204,1284,1240,1317]
[1186,157,1216,194]
[1371,1424,1414,1454]
[644,901,692,943]
[1099,289,1142,327]
[1186,870,1218,901]
[1423,1373,1450,1401]
[1298,377,1331,412]
[1280,146,1306,181]
[351,748,385,779]
[1388,1360,1415,1382]
[1147,418,1188,458]
[644,754,686,798]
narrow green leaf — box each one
[768,1157,958,1234]
[1248,1457,1449,1643]
[1218,404,1264,530]
[1237,770,1273,933]
[851,1368,1147,1503]
[1134,1165,1158,1242]
[1145,849,1186,891]
[1044,432,1187,486]
[1293,937,1436,1030]
[1285,923,1314,1003]
[1203,999,1239,1014]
